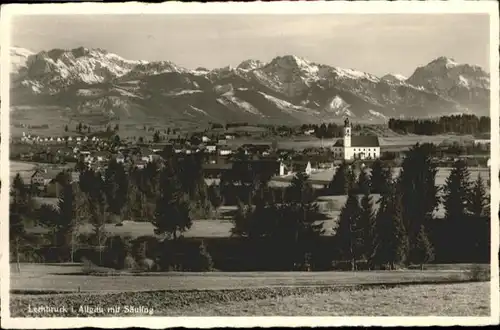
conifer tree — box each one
[359,192,377,267]
[357,169,371,195]
[370,159,392,194]
[469,173,487,217]
[335,193,362,270]
[443,159,471,220]
[231,198,252,238]
[85,173,108,265]
[372,184,408,269]
[38,182,81,261]
[285,173,325,263]
[191,240,214,271]
[399,143,439,264]
[413,225,434,270]
[10,174,33,272]
[328,162,353,195]
[153,160,192,240]
[208,184,224,218]
[104,159,128,218]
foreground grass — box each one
[179,282,490,316]
[11,263,485,292]
[10,282,489,317]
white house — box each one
[304,129,315,136]
[219,147,233,156]
[202,136,211,143]
[332,119,380,161]
[205,145,217,153]
[474,139,490,146]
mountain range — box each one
[8,46,490,125]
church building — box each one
[332,118,380,160]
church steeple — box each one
[344,117,351,148]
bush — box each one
[102,235,133,269]
[123,254,138,271]
[184,240,214,272]
[138,258,156,271]
[331,259,371,271]
[466,264,490,282]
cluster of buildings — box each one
[18,132,104,144]
[18,119,387,197]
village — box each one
[10,117,492,202]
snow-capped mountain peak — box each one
[429,56,459,68]
[381,73,407,83]
[9,46,34,72]
[323,95,354,117]
[10,47,490,124]
[237,59,265,71]
[269,55,312,69]
[332,67,380,83]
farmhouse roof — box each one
[32,169,60,180]
[333,135,380,147]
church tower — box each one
[344,118,351,148]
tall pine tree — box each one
[357,169,371,195]
[469,172,487,217]
[10,174,34,272]
[104,159,128,218]
[413,225,434,270]
[399,143,439,265]
[153,160,193,240]
[359,192,377,267]
[372,183,408,270]
[370,159,392,194]
[443,159,472,220]
[335,193,362,270]
[328,162,354,195]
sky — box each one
[11,14,490,77]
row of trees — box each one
[388,115,490,135]
[9,143,490,270]
[334,143,489,269]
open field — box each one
[273,166,490,187]
[24,195,367,238]
[9,161,76,182]
[10,274,489,316]
[26,217,339,238]
[223,134,477,151]
[9,160,37,182]
[158,282,489,316]
[10,262,488,293]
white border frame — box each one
[1,1,498,328]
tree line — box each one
[9,143,490,271]
[388,114,490,136]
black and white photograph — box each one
[1,1,498,327]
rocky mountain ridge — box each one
[9,47,490,125]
